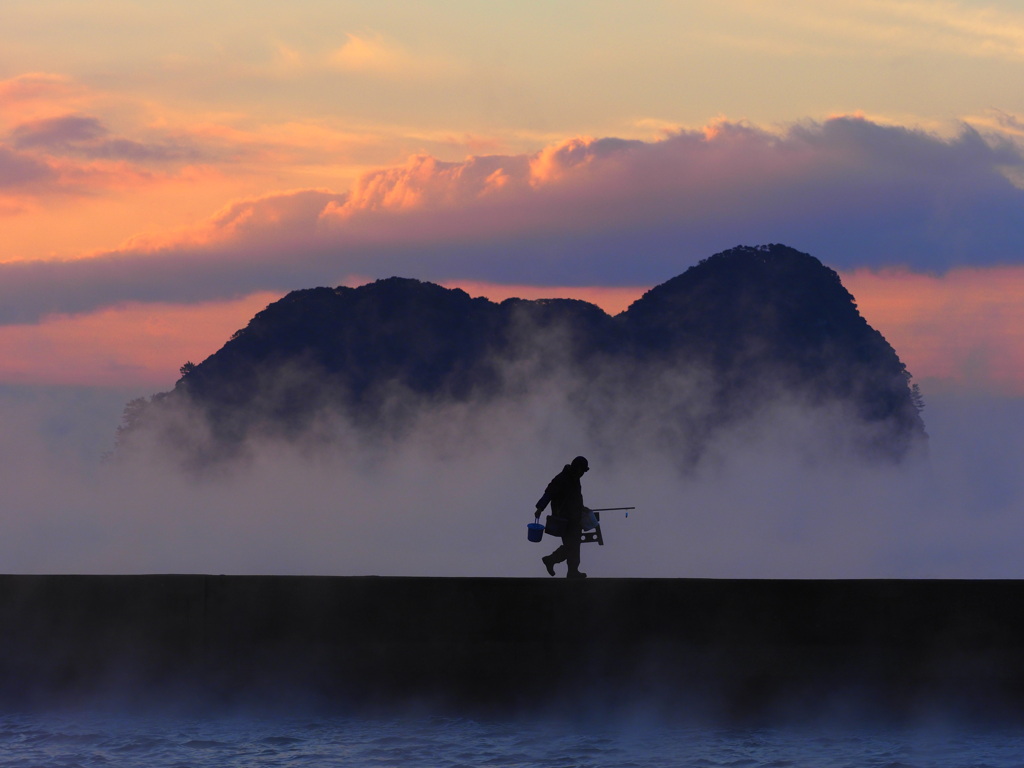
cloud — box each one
[197,118,1024,278]
[0,73,82,114]
[11,114,106,147]
[0,146,161,204]
[990,109,1024,137]
[0,145,57,189]
[0,110,264,226]
[0,75,272,216]
[0,112,220,208]
[10,112,208,163]
[0,116,1022,323]
[329,33,456,79]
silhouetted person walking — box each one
[535,455,590,579]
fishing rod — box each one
[588,506,635,517]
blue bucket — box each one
[527,522,545,543]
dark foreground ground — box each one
[1,576,1023,721]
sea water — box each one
[3,710,1024,768]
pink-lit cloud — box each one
[329,33,458,79]
[0,74,269,217]
[0,73,86,120]
[0,116,1022,324]
[0,144,56,189]
[11,114,206,163]
[1,115,214,207]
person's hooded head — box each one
[570,455,589,477]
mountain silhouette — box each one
[117,244,926,465]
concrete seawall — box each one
[2,576,1023,719]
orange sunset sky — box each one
[3,1,1024,398]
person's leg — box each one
[542,544,566,576]
[562,530,584,577]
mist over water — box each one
[0,381,1020,578]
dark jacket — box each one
[537,464,585,526]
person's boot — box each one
[567,571,587,579]
[541,555,556,577]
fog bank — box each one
[0,385,1019,578]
